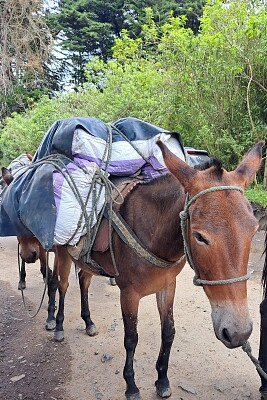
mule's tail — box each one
[262,230,267,298]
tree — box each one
[0,0,53,120]
[127,0,205,33]
[46,0,206,85]
[2,0,266,178]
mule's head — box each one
[158,140,264,348]
[1,167,14,186]
[18,236,41,263]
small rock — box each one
[242,390,251,398]
[101,354,113,363]
[214,383,230,393]
[95,390,103,399]
[179,383,197,394]
[108,322,118,331]
[10,374,25,382]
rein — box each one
[17,243,49,318]
[180,185,252,286]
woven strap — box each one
[106,205,185,269]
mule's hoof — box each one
[54,330,64,342]
[155,380,172,398]
[156,386,172,398]
[18,282,26,290]
[109,277,116,286]
[46,319,56,331]
[125,393,142,400]
[86,324,98,336]
[260,386,267,400]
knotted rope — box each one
[242,340,267,380]
[24,125,125,276]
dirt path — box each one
[0,232,266,400]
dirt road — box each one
[0,232,266,400]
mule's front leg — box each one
[45,271,58,331]
[155,280,176,398]
[121,290,142,400]
[40,261,52,283]
[259,297,267,399]
[78,270,98,336]
[18,260,26,290]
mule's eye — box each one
[193,231,209,245]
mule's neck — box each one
[120,174,185,262]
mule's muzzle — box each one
[211,303,253,349]
[218,322,253,349]
[20,251,37,264]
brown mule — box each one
[2,141,264,399]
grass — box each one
[245,184,267,208]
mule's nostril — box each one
[222,328,231,344]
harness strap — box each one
[105,204,185,269]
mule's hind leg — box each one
[78,270,98,336]
[39,259,52,283]
[45,267,58,331]
[121,290,142,400]
[259,297,267,399]
[53,247,72,342]
[18,259,26,290]
[155,280,176,398]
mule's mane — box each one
[120,158,224,213]
[195,157,223,178]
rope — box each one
[18,243,49,318]
[22,124,136,277]
[180,185,252,286]
[110,124,151,165]
[242,340,267,380]
[13,123,173,278]
[192,272,252,286]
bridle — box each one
[180,185,252,286]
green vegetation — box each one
[0,0,266,207]
[245,185,267,208]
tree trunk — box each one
[263,148,267,190]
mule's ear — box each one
[234,141,265,188]
[1,167,14,186]
[26,151,33,161]
[157,140,199,192]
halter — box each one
[180,185,252,286]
